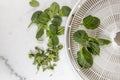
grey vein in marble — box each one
[0,56,26,80]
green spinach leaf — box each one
[28,11,43,28]
[48,2,60,18]
[37,23,47,29]
[87,41,100,55]
[83,15,100,29]
[51,35,59,46]
[60,6,71,16]
[77,47,93,68]
[49,24,58,35]
[31,11,43,23]
[46,30,52,37]
[38,12,50,25]
[73,30,89,45]
[96,38,111,46]
[88,37,99,45]
[57,26,65,35]
[47,39,53,47]
[29,0,39,7]
[52,15,62,26]
[36,28,44,40]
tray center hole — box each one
[114,32,120,45]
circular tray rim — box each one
[65,0,89,80]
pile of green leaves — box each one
[73,15,111,68]
[28,2,71,71]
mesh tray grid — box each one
[66,0,120,80]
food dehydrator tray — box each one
[65,0,120,80]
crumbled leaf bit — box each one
[58,44,63,50]
[73,15,111,69]
[82,15,100,29]
[29,0,39,7]
[29,47,59,71]
[28,2,71,72]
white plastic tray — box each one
[65,0,120,80]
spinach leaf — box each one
[83,15,100,29]
[48,2,60,18]
[29,0,39,7]
[57,26,65,35]
[96,38,111,46]
[49,24,58,35]
[50,2,60,13]
[44,8,53,19]
[46,30,52,37]
[38,12,50,25]
[28,11,43,28]
[36,28,44,40]
[73,30,89,45]
[52,15,62,26]
[77,47,93,68]
[51,2,60,12]
[88,37,99,45]
[31,11,43,23]
[37,23,47,29]
[60,6,71,16]
[47,39,53,47]
[51,35,59,46]
[87,41,100,55]
[44,8,52,18]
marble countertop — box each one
[0,0,83,80]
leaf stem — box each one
[28,21,33,28]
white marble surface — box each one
[0,0,83,80]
